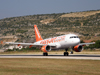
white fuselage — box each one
[34,34,80,50]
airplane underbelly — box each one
[60,41,77,49]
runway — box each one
[0,54,100,60]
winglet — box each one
[93,42,95,44]
[34,25,43,42]
[1,41,3,44]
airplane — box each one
[3,25,95,56]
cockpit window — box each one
[70,36,78,39]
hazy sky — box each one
[0,0,100,19]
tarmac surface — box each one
[0,54,100,60]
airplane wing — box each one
[4,42,56,46]
[5,42,35,46]
[79,42,95,46]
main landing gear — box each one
[64,48,69,56]
[43,53,48,56]
[64,52,69,56]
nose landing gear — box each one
[70,51,73,54]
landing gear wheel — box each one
[64,52,69,56]
[70,51,73,54]
[43,53,48,56]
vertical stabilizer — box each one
[34,25,43,42]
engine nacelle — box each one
[73,45,83,52]
[41,45,51,52]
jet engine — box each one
[73,45,83,52]
[41,45,51,52]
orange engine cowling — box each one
[41,45,51,52]
[73,45,83,52]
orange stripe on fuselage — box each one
[40,36,65,44]
[34,25,43,42]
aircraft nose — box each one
[78,38,80,43]
[74,38,80,44]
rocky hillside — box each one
[0,10,100,45]
[60,10,100,17]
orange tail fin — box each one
[34,25,43,42]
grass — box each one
[0,58,100,75]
